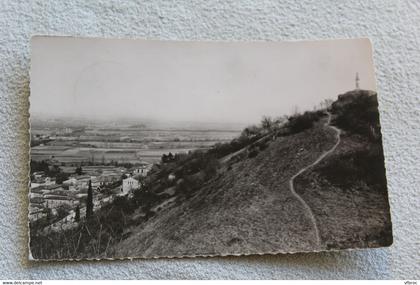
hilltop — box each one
[30,89,392,259]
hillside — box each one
[103,90,392,258]
[30,89,392,259]
[295,90,392,249]
[108,123,335,257]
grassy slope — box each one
[108,118,338,258]
[294,131,392,250]
[295,92,392,249]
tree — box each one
[75,205,80,222]
[86,180,93,219]
[161,152,175,163]
[45,207,52,224]
[288,111,322,133]
[274,115,288,126]
[55,172,69,184]
[89,150,95,165]
[56,205,69,220]
[261,116,274,131]
[168,152,174,161]
[75,166,83,175]
[49,165,61,176]
[241,125,260,138]
[30,160,49,174]
[203,158,219,179]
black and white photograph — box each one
[29,37,392,260]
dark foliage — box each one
[31,138,51,147]
[287,110,324,134]
[75,206,80,222]
[30,160,50,174]
[86,180,93,220]
[30,197,131,259]
[56,205,71,219]
[208,134,261,159]
[331,93,381,142]
[31,160,61,177]
[241,125,260,138]
[30,160,69,183]
[161,152,175,163]
[157,150,220,198]
[319,93,386,193]
[55,172,69,184]
[248,148,259,158]
[318,146,387,193]
[75,166,83,175]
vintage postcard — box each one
[29,37,392,260]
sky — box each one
[30,37,376,126]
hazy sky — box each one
[30,37,376,125]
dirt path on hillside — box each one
[288,111,341,247]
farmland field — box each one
[31,128,241,164]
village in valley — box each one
[30,156,152,234]
[29,120,240,236]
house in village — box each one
[99,170,122,185]
[29,201,47,222]
[44,177,56,186]
[32,171,45,180]
[63,176,88,188]
[132,162,152,178]
[29,191,47,223]
[41,184,64,194]
[121,177,140,195]
[29,208,47,222]
[62,175,100,191]
[31,174,56,189]
[43,194,79,208]
[62,177,78,191]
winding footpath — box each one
[288,111,341,247]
